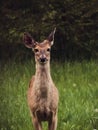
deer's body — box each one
[23,29,59,130]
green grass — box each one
[0,60,98,130]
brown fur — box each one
[27,60,59,130]
[23,30,59,130]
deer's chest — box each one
[33,79,52,105]
[34,76,52,97]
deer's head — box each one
[23,28,56,65]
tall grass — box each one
[0,60,98,130]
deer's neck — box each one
[34,62,53,97]
[35,62,52,81]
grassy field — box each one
[0,59,98,130]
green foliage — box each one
[0,0,98,59]
[0,60,98,130]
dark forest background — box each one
[0,0,98,61]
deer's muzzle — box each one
[39,57,47,64]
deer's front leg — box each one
[48,113,57,130]
[32,117,42,130]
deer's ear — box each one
[47,28,56,46]
[23,32,36,48]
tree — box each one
[0,0,98,60]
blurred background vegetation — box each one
[0,0,98,61]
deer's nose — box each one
[39,54,47,63]
[40,57,47,63]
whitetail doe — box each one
[23,28,59,130]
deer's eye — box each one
[47,48,51,52]
[34,48,39,53]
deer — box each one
[23,28,59,130]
